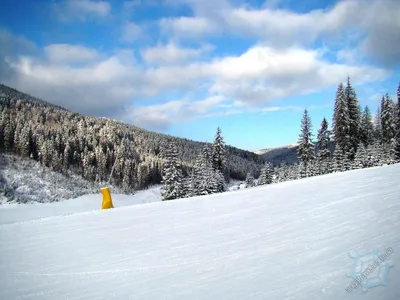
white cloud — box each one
[71,0,110,16]
[5,41,389,130]
[121,96,227,130]
[160,17,219,39]
[141,43,213,65]
[55,0,111,21]
[162,0,400,66]
[122,21,143,43]
[207,45,389,105]
[44,44,100,64]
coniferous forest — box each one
[0,84,263,200]
[0,79,399,202]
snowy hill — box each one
[1,164,399,300]
[255,143,300,165]
[256,141,336,166]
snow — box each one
[1,164,399,300]
[0,185,162,225]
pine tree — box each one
[192,146,219,196]
[394,82,400,161]
[380,94,396,145]
[297,109,315,177]
[212,127,226,177]
[360,106,374,147]
[258,163,273,185]
[333,83,351,158]
[354,143,368,169]
[316,117,331,174]
[332,145,345,172]
[161,142,184,201]
[345,76,361,159]
[245,172,255,188]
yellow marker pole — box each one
[100,187,114,209]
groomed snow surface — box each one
[1,164,399,300]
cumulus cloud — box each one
[121,21,144,43]
[4,38,389,129]
[0,29,37,82]
[44,44,100,64]
[121,96,226,130]
[141,43,214,65]
[160,17,219,39]
[54,0,111,21]
[207,45,389,105]
[162,0,400,66]
[2,0,398,131]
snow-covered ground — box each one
[1,164,399,300]
[0,185,162,225]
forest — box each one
[0,84,263,197]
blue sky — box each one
[1,0,399,151]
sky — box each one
[0,0,399,151]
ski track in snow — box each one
[0,165,400,300]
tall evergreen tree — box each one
[258,163,273,185]
[333,83,351,157]
[316,117,331,174]
[212,127,226,174]
[394,82,400,161]
[373,107,382,142]
[345,76,361,159]
[245,172,255,188]
[360,106,374,147]
[380,94,396,145]
[297,109,315,177]
[161,142,184,200]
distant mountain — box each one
[255,144,300,166]
[0,83,264,201]
[256,141,336,166]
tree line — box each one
[297,78,400,177]
[0,84,263,195]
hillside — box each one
[255,144,300,165]
[0,83,263,200]
[1,164,399,299]
[256,142,336,166]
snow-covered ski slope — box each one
[0,185,162,225]
[1,164,399,300]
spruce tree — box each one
[360,106,374,147]
[345,76,361,159]
[373,108,382,143]
[245,172,255,188]
[380,94,396,145]
[316,117,331,174]
[258,163,273,185]
[212,127,226,175]
[161,142,184,200]
[333,83,351,158]
[354,144,368,169]
[297,109,315,177]
[394,82,400,161]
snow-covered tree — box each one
[394,82,400,161]
[333,83,351,158]
[245,172,255,188]
[380,94,396,145]
[161,142,184,201]
[258,162,273,185]
[212,127,226,174]
[345,76,361,159]
[373,108,383,143]
[316,117,331,174]
[360,106,374,147]
[297,109,315,178]
[354,144,368,169]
